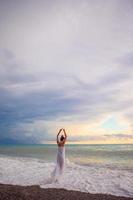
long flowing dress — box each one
[52,146,65,180]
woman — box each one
[52,128,67,180]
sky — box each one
[0,0,133,144]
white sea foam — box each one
[0,155,133,197]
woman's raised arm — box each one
[57,128,62,144]
[63,129,67,139]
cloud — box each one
[0,47,133,143]
[0,48,133,143]
[104,133,133,139]
[0,0,133,143]
[116,52,133,68]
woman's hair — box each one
[60,135,65,141]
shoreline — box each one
[0,184,132,200]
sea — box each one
[0,144,133,197]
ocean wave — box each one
[0,155,133,197]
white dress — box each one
[52,146,65,179]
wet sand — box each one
[0,184,132,200]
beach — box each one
[0,184,133,200]
[0,144,133,198]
